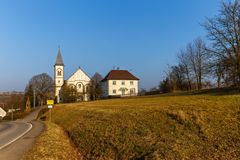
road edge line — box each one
[0,122,33,150]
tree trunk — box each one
[198,72,202,90]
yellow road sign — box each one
[47,100,54,105]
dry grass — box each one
[45,93,240,159]
[0,95,10,104]
[21,122,80,160]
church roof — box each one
[66,67,91,82]
[101,70,139,82]
[55,47,64,66]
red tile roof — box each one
[102,70,139,82]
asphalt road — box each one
[0,121,32,150]
[0,107,45,160]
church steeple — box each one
[55,47,64,66]
[54,47,65,103]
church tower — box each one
[54,47,64,103]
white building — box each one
[54,48,91,103]
[101,70,139,98]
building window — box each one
[86,86,89,92]
[113,89,116,94]
[78,84,81,88]
[113,81,116,85]
[130,81,134,85]
[57,71,62,76]
[58,80,60,84]
[122,81,125,85]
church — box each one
[54,48,91,103]
[54,47,140,103]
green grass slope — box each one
[50,92,240,159]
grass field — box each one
[43,91,240,159]
[0,95,10,105]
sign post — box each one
[47,100,54,122]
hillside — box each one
[41,91,240,159]
[0,95,10,104]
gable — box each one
[67,68,91,82]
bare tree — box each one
[159,77,173,93]
[187,38,209,90]
[90,73,103,100]
[25,73,54,106]
[178,49,192,90]
[203,0,240,86]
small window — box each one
[130,81,134,85]
[113,89,116,94]
[78,84,81,88]
[86,86,89,92]
[122,81,125,85]
[57,71,62,76]
[58,80,60,84]
[113,81,116,85]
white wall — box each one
[54,65,64,102]
[104,80,138,97]
[66,68,91,101]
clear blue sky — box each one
[0,0,220,91]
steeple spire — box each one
[55,47,64,66]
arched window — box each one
[78,84,81,88]
[57,71,62,76]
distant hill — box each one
[0,92,24,109]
